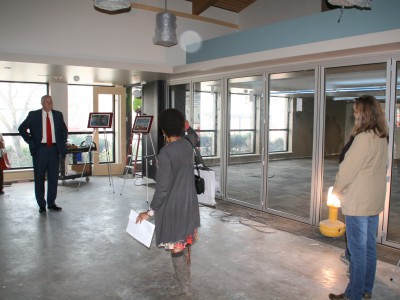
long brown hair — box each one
[352,95,388,138]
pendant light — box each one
[93,0,131,14]
[327,0,372,8]
[153,0,178,47]
[328,0,372,23]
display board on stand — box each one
[88,112,114,128]
[120,115,157,201]
[132,115,153,134]
[87,112,115,192]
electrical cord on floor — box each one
[208,208,278,234]
[204,206,345,245]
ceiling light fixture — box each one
[327,0,372,22]
[327,0,372,8]
[93,0,131,14]
[153,0,178,47]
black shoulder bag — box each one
[184,137,205,194]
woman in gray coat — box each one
[137,108,200,297]
[329,95,388,300]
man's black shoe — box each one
[48,205,62,211]
[39,207,46,214]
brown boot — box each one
[171,251,192,297]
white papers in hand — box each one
[126,210,155,248]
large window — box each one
[68,85,115,163]
[0,81,48,168]
[67,85,94,145]
[97,94,115,163]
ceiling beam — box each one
[192,0,218,15]
[132,3,239,29]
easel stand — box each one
[123,131,142,179]
[120,132,157,202]
[85,113,114,192]
[103,130,115,193]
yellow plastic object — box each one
[319,205,346,238]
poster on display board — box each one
[132,115,153,134]
[87,113,114,128]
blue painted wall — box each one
[186,0,400,63]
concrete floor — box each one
[1,176,400,300]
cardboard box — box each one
[71,164,91,173]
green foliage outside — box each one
[269,138,285,152]
[230,132,252,154]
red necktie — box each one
[46,112,52,147]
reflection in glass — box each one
[193,81,221,161]
[267,70,315,219]
[387,62,400,243]
[193,81,222,193]
[322,63,387,222]
[230,92,256,154]
[226,76,263,207]
[269,97,289,152]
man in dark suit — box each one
[18,95,68,214]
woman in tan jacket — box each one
[329,96,388,300]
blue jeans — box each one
[344,215,379,300]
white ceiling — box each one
[0,0,244,87]
[0,59,167,87]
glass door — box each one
[93,86,126,175]
[386,60,400,246]
[266,70,315,220]
[226,75,264,208]
[322,63,387,222]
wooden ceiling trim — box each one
[213,0,256,13]
[187,0,256,14]
[192,0,218,15]
[132,3,239,29]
